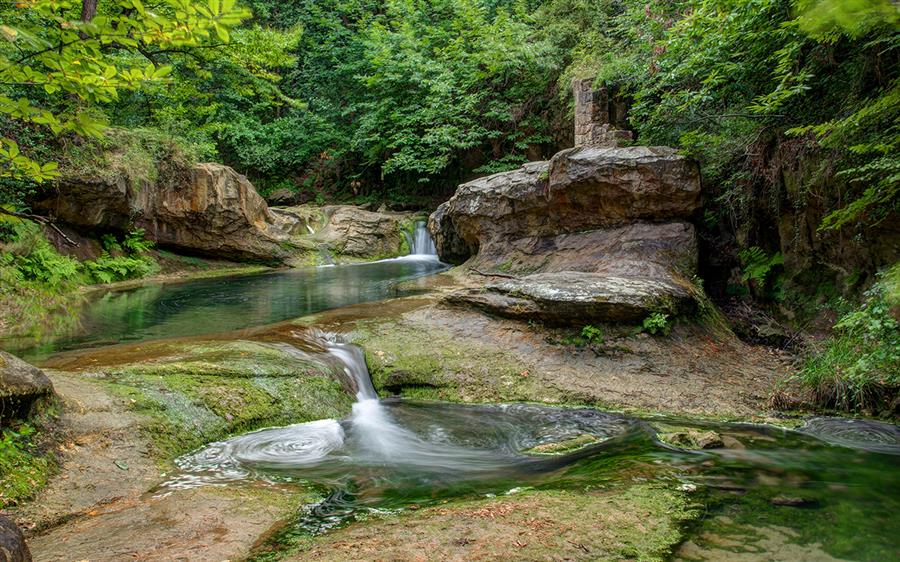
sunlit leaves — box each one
[0,0,249,184]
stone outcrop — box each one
[430,84,702,325]
[311,206,413,260]
[0,351,53,422]
[0,515,31,562]
[34,163,302,262]
[430,146,700,265]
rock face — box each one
[34,163,301,262]
[430,146,702,325]
[0,516,31,562]
[312,206,412,259]
[0,351,53,422]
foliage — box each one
[642,312,671,336]
[739,246,785,299]
[0,422,53,508]
[352,0,556,185]
[796,263,900,413]
[81,228,158,284]
[0,0,248,206]
[580,324,604,344]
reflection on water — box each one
[1,257,447,361]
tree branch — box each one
[0,207,79,247]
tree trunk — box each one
[81,0,98,22]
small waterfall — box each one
[410,220,437,256]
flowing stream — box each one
[156,331,900,560]
[11,230,900,560]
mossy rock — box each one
[653,423,724,450]
[99,340,354,460]
[523,433,602,455]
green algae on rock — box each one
[98,340,354,459]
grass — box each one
[0,409,58,509]
[793,262,900,416]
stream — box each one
[11,225,900,560]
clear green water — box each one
[8,260,898,561]
[2,257,447,361]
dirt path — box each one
[12,371,301,562]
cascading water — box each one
[159,331,900,556]
[409,220,437,257]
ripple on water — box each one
[162,419,346,490]
[799,417,900,454]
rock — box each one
[429,147,700,264]
[547,146,701,227]
[0,351,53,422]
[523,434,602,455]
[770,496,818,508]
[429,145,703,326]
[449,272,695,324]
[313,206,412,260]
[265,187,303,207]
[657,428,724,450]
[34,163,302,263]
[0,516,31,562]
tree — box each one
[0,0,249,193]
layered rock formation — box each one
[34,163,300,262]
[310,206,413,260]
[430,91,703,325]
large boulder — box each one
[0,516,31,562]
[429,147,700,264]
[429,146,703,325]
[0,351,53,422]
[34,163,301,262]
[311,206,413,260]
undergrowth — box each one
[795,262,900,415]
[0,417,56,508]
[0,219,158,337]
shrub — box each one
[796,263,900,414]
[642,312,672,336]
[581,325,604,344]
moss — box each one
[101,341,354,460]
[0,402,60,508]
[354,319,558,404]
[523,433,601,455]
[264,483,699,562]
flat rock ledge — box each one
[447,272,695,325]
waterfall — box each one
[410,220,437,256]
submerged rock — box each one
[655,426,724,450]
[523,434,602,455]
[0,515,31,562]
[0,351,53,422]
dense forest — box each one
[0,1,899,560]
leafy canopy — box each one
[0,0,249,184]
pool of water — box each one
[160,333,900,561]
[2,256,448,361]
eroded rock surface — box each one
[35,163,299,262]
[312,206,413,260]
[0,352,52,422]
[449,272,695,325]
[429,146,702,324]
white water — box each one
[410,220,437,256]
